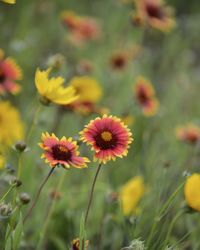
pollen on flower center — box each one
[52,144,72,161]
[95,130,117,150]
[101,131,112,141]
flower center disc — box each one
[0,70,5,83]
[52,145,71,161]
[138,88,149,104]
[101,131,112,141]
[146,3,164,19]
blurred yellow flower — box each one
[69,76,102,104]
[1,0,15,3]
[119,176,146,216]
[184,173,200,212]
[0,101,24,147]
[121,114,135,127]
[35,68,78,105]
[0,154,5,169]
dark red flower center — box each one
[52,144,72,161]
[0,69,6,83]
[137,88,149,105]
[112,55,126,69]
[146,2,164,19]
[95,130,117,150]
[186,132,199,144]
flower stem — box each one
[0,185,14,203]
[84,163,102,226]
[17,153,23,179]
[23,167,55,224]
[36,172,66,249]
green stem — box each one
[84,163,102,226]
[17,153,23,179]
[36,172,66,249]
[162,210,184,249]
[81,163,102,250]
[0,185,14,203]
[146,182,184,248]
[23,167,55,224]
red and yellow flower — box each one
[39,133,89,169]
[0,49,22,95]
[176,124,200,145]
[134,76,159,116]
[133,0,175,32]
[80,115,133,164]
[61,11,101,46]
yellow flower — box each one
[0,101,24,147]
[121,114,135,127]
[69,76,102,104]
[0,154,5,169]
[184,173,200,212]
[119,176,146,216]
[35,68,78,105]
[1,0,15,3]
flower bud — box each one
[0,203,12,217]
[14,141,27,152]
[19,192,30,205]
[10,177,22,187]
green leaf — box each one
[13,213,23,250]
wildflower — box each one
[61,11,101,45]
[119,176,146,216]
[0,101,24,147]
[133,0,175,32]
[80,115,133,163]
[110,52,128,71]
[39,132,89,169]
[176,124,200,145]
[71,238,89,250]
[184,173,200,212]
[0,49,22,95]
[134,76,159,116]
[1,0,15,4]
[69,76,102,104]
[67,76,103,115]
[35,68,78,105]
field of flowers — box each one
[0,0,200,249]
